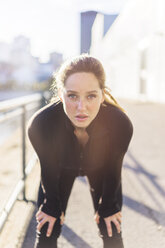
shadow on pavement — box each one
[123,195,165,226]
[123,150,165,226]
[60,224,92,248]
[126,151,165,197]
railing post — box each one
[41,91,50,107]
[22,105,26,201]
[41,92,46,107]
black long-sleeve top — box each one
[27,100,133,219]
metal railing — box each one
[0,92,50,231]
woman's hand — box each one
[104,211,122,237]
[36,210,65,237]
[94,211,122,237]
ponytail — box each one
[103,87,125,113]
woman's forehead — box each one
[64,72,101,91]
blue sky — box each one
[0,0,128,61]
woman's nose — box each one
[77,99,86,111]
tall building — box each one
[80,11,97,54]
[80,11,118,54]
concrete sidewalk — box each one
[1,98,165,248]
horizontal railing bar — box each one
[0,108,23,123]
[0,102,40,124]
[0,154,38,232]
[26,102,41,112]
[0,93,42,112]
[0,181,24,231]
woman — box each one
[27,54,133,248]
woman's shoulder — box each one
[27,100,63,130]
[101,102,134,135]
[102,103,134,151]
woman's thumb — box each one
[94,211,100,224]
[60,212,65,225]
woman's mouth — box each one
[75,114,88,122]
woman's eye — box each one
[87,94,96,99]
[68,94,77,99]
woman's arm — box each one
[97,112,133,235]
[27,112,62,219]
[98,112,133,218]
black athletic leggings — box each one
[34,170,124,248]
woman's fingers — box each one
[96,215,100,224]
[94,211,100,224]
[113,219,121,234]
[104,219,112,237]
[36,211,45,223]
[37,217,56,236]
[117,215,122,224]
[36,211,42,218]
[37,218,47,232]
[36,210,57,237]
[47,219,56,237]
[36,214,44,223]
[60,212,65,225]
[104,211,122,237]
[118,212,122,217]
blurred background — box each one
[0,0,165,247]
[0,0,165,103]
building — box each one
[0,36,63,87]
[90,0,165,103]
[10,36,38,85]
[80,11,118,54]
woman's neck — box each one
[74,128,89,147]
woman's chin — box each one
[73,119,90,129]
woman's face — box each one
[60,72,104,129]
